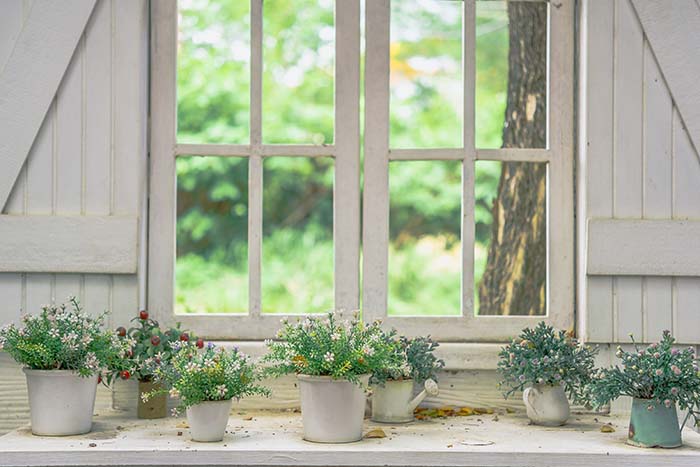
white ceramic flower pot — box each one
[297,374,369,443]
[23,369,98,436]
[371,379,439,423]
[186,399,233,442]
[522,383,570,426]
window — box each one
[150,0,574,343]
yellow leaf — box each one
[364,429,386,439]
[600,424,615,433]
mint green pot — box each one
[627,398,682,448]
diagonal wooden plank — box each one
[632,0,700,156]
[0,0,96,211]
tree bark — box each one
[478,2,547,316]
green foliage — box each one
[262,312,397,384]
[497,322,597,405]
[587,331,700,425]
[0,298,128,378]
[371,334,444,387]
[145,342,270,414]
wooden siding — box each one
[580,0,700,344]
[0,0,148,434]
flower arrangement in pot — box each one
[114,310,202,419]
[143,342,269,442]
[0,298,129,436]
[369,334,444,423]
[497,322,597,426]
[587,331,700,448]
[263,312,396,443]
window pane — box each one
[262,0,334,144]
[262,158,334,313]
[177,0,250,144]
[176,157,249,314]
[390,0,463,149]
[388,161,462,316]
[475,161,546,316]
[475,1,548,149]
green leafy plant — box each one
[262,312,397,385]
[587,331,700,426]
[114,310,203,382]
[144,342,269,415]
[0,298,128,378]
[497,322,597,404]
[370,334,444,386]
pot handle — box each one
[523,386,541,417]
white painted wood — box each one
[0,0,96,211]
[632,0,700,156]
[175,144,335,157]
[0,215,138,274]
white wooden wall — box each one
[0,0,148,433]
[580,0,700,345]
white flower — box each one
[331,331,341,341]
[216,384,228,398]
[361,344,375,356]
[185,362,199,372]
[169,388,180,398]
[324,352,335,363]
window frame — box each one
[148,0,361,339]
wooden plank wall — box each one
[0,0,148,434]
[581,0,700,345]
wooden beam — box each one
[631,0,700,155]
[0,0,97,211]
[587,219,700,276]
[0,215,138,274]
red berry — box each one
[139,310,149,320]
[196,338,205,349]
[151,335,161,346]
[121,370,130,380]
[179,333,189,342]
[116,326,127,337]
[126,349,134,358]
[97,375,103,384]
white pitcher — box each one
[522,383,570,426]
[371,379,439,423]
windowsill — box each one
[2,410,699,466]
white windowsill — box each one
[2,410,699,467]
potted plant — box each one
[0,298,128,436]
[143,342,269,442]
[114,310,202,419]
[370,334,444,423]
[587,331,700,448]
[497,322,597,426]
[263,312,395,443]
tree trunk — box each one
[478,2,547,316]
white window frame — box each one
[362,0,575,341]
[148,0,361,339]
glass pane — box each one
[177,0,250,144]
[475,1,548,149]
[176,157,249,314]
[390,0,463,148]
[262,0,334,144]
[262,157,334,313]
[388,161,462,316]
[475,161,547,316]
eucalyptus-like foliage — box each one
[262,312,397,385]
[0,298,128,378]
[497,322,597,404]
[370,335,444,386]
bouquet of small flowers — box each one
[144,342,269,414]
[262,312,397,385]
[497,322,597,404]
[114,310,202,382]
[587,331,700,425]
[370,334,444,386]
[0,297,128,378]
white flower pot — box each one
[297,374,369,443]
[522,383,570,426]
[23,369,98,436]
[371,379,439,423]
[186,399,233,442]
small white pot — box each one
[371,379,439,423]
[298,374,369,443]
[186,399,233,442]
[23,369,98,436]
[522,383,570,426]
